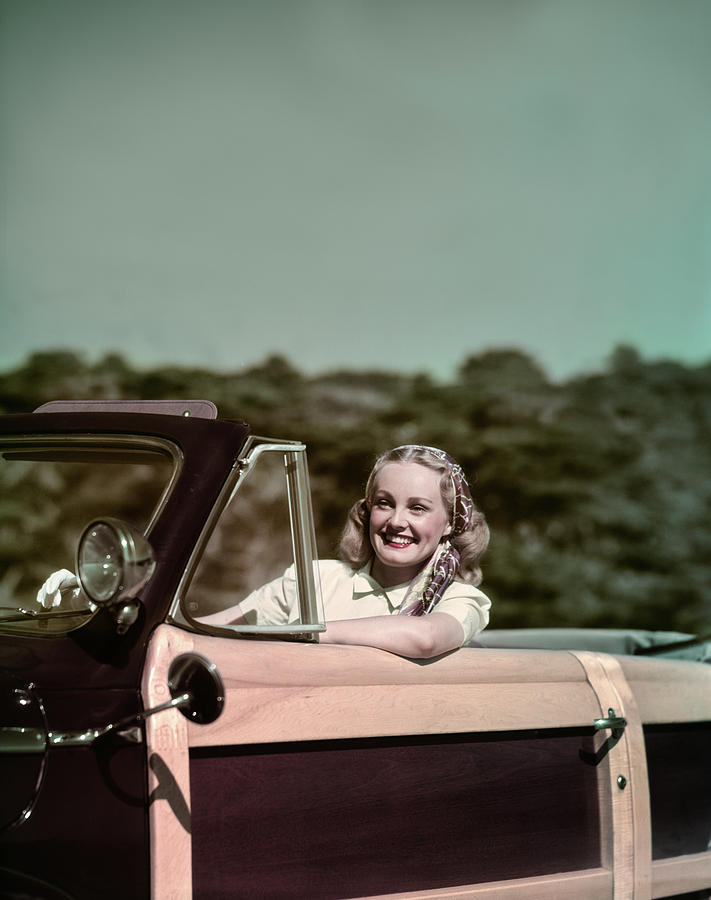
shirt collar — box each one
[352,564,380,595]
[352,562,411,602]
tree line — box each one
[1,345,710,636]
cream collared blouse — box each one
[237,559,491,646]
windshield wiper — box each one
[0,606,94,623]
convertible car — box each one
[1,401,709,899]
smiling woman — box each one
[197,445,491,658]
[368,462,453,585]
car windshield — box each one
[0,438,177,635]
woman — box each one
[199,445,491,659]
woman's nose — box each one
[388,506,408,529]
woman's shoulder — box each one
[438,580,491,637]
[276,559,355,578]
[316,559,360,578]
[441,579,490,604]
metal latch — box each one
[593,707,627,741]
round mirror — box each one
[168,653,225,725]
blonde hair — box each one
[337,446,489,586]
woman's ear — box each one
[442,522,453,538]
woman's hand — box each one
[36,569,79,609]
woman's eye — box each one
[411,505,427,513]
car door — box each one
[143,625,656,899]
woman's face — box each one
[368,461,452,586]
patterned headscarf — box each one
[380,445,475,617]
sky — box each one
[1,0,711,382]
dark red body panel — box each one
[0,411,250,898]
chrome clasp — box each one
[593,707,627,741]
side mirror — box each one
[48,654,225,748]
[168,653,225,725]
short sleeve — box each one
[435,583,491,645]
[237,564,298,626]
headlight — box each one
[77,519,155,606]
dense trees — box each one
[1,346,709,635]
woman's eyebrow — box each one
[373,491,435,505]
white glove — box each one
[37,569,80,609]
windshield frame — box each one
[0,433,183,637]
[169,436,325,640]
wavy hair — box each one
[337,446,489,586]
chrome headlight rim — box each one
[76,518,155,607]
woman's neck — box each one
[370,557,423,588]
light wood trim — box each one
[357,867,612,899]
[598,653,652,899]
[185,634,592,686]
[651,851,711,898]
[184,633,600,747]
[189,680,598,746]
[572,652,652,899]
[617,656,711,723]
[142,624,196,900]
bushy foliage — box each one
[1,345,709,635]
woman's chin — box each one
[372,552,428,586]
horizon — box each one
[2,340,708,387]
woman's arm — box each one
[195,564,298,628]
[194,604,247,627]
[319,612,464,659]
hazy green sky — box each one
[2,0,710,380]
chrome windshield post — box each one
[284,449,323,633]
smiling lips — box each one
[381,533,417,548]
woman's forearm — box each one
[319,612,464,659]
[196,606,465,659]
[195,604,247,626]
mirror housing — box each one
[168,653,225,725]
